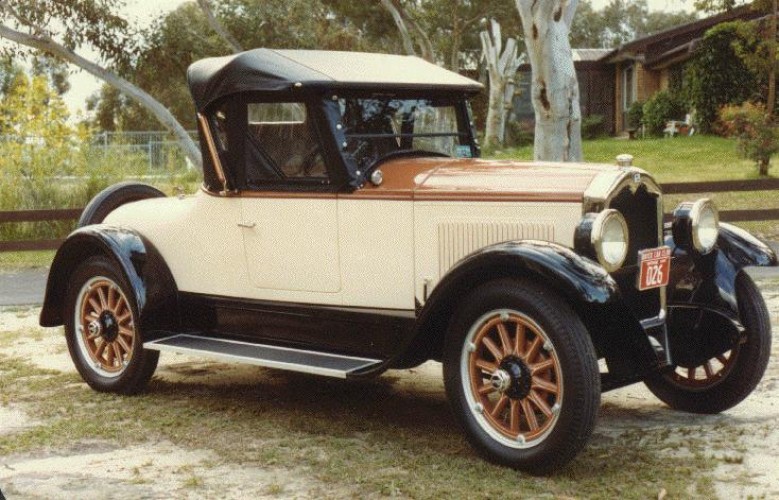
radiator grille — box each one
[438,222,554,275]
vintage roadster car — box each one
[40,49,776,474]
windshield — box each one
[337,97,474,171]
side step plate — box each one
[144,334,382,379]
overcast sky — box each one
[60,0,694,119]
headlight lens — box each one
[591,209,629,272]
[691,198,719,254]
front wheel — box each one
[64,256,159,394]
[443,279,600,475]
[644,272,771,414]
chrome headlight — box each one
[672,198,719,254]
[575,209,629,272]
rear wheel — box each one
[64,256,159,394]
[443,279,600,475]
[645,273,771,414]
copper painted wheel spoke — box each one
[513,323,526,356]
[521,399,539,431]
[531,377,559,395]
[687,366,696,380]
[530,358,555,376]
[482,337,503,361]
[118,326,134,338]
[86,330,101,340]
[716,354,728,365]
[104,342,115,365]
[524,336,543,363]
[491,394,509,418]
[496,323,513,357]
[117,336,132,356]
[475,359,498,373]
[703,361,714,379]
[88,298,102,314]
[478,384,496,395]
[97,287,108,309]
[528,390,553,418]
[509,400,520,433]
[94,340,107,360]
[106,286,116,312]
[116,311,131,324]
[112,343,123,366]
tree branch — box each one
[196,0,243,54]
[380,0,417,56]
[0,22,202,168]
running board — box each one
[144,334,382,379]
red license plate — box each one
[637,246,671,291]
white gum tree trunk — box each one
[515,0,582,162]
[480,19,523,148]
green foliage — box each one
[0,72,196,242]
[719,102,778,175]
[571,0,698,49]
[504,119,534,148]
[642,91,688,136]
[683,22,758,133]
[581,114,608,139]
[626,101,645,130]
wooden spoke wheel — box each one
[668,349,739,390]
[65,256,159,394]
[463,310,562,447]
[74,276,136,378]
[645,273,771,414]
[443,279,600,474]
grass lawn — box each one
[491,135,779,240]
[0,250,55,272]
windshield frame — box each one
[323,90,480,185]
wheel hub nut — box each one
[490,369,512,393]
[87,320,102,337]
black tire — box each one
[645,272,772,414]
[79,182,165,227]
[443,279,600,475]
[64,256,159,395]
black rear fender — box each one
[39,225,178,335]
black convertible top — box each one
[187,49,483,110]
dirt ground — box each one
[1,274,778,499]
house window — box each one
[245,102,327,187]
[622,64,636,110]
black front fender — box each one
[667,222,778,318]
[388,240,632,369]
[664,222,777,366]
[39,225,178,334]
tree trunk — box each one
[381,0,417,56]
[197,0,243,54]
[768,0,777,118]
[759,156,770,176]
[480,20,522,149]
[0,23,202,169]
[515,0,582,162]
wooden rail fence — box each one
[1,179,777,252]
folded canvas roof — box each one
[187,49,483,110]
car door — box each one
[239,101,341,296]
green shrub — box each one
[627,101,644,130]
[581,114,607,140]
[683,22,759,134]
[719,102,778,176]
[504,119,534,148]
[642,91,688,137]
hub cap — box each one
[74,277,136,378]
[461,310,563,448]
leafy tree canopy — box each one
[570,0,698,48]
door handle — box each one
[237,221,256,229]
